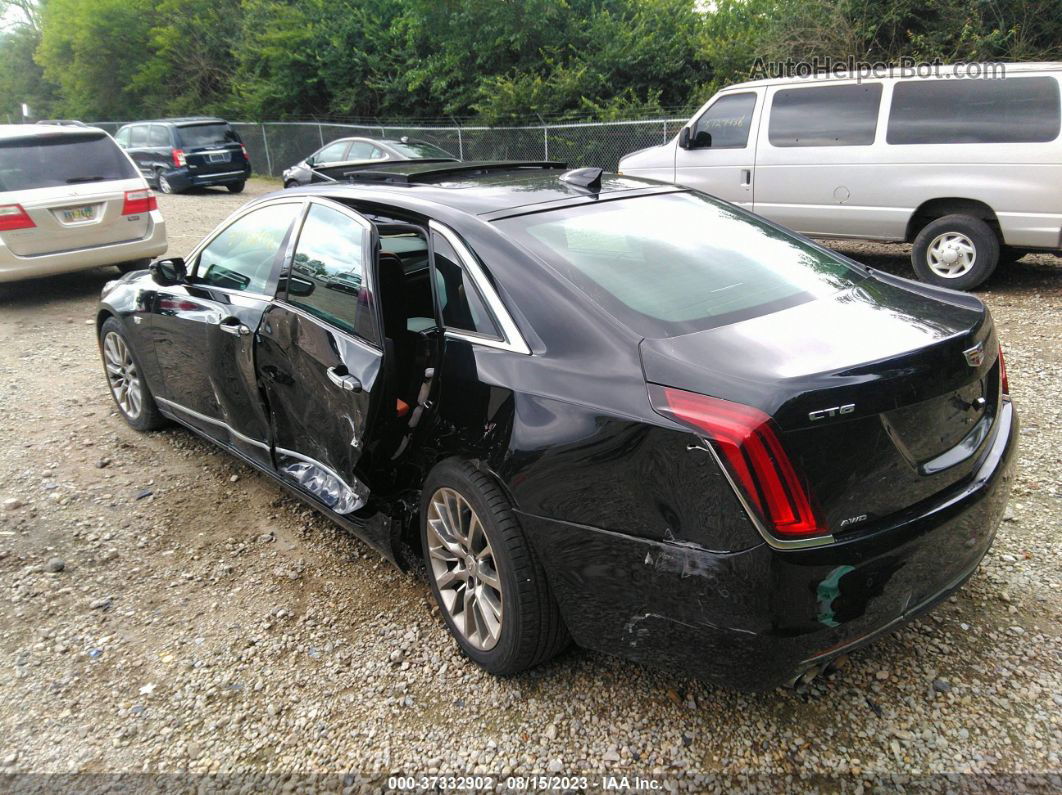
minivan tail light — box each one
[648,385,826,538]
[122,189,157,216]
[999,344,1009,394]
[0,203,35,231]
[172,148,186,167]
[240,144,249,161]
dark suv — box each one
[115,117,251,195]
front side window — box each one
[315,140,350,163]
[887,76,1061,145]
[431,232,500,338]
[689,93,757,149]
[114,127,131,147]
[769,83,882,147]
[195,203,300,294]
[497,192,866,338]
[284,203,375,343]
[0,133,138,191]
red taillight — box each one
[0,203,35,231]
[998,344,1009,395]
[649,385,825,538]
[172,148,186,167]
[240,144,249,161]
[122,189,157,216]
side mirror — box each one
[279,274,315,297]
[150,257,187,286]
[678,127,691,149]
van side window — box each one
[769,83,882,147]
[129,125,147,147]
[887,76,1061,145]
[149,126,170,147]
[114,127,131,147]
[689,93,757,149]
[430,232,501,339]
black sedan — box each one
[96,161,1017,689]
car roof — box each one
[718,61,1062,92]
[0,124,109,141]
[120,117,230,127]
[286,161,677,217]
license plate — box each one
[208,152,231,163]
[61,205,96,223]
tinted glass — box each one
[0,133,138,191]
[347,141,382,160]
[315,140,350,163]
[196,203,300,294]
[177,123,237,148]
[887,76,1061,145]
[388,141,454,159]
[497,192,866,338]
[286,204,375,342]
[431,232,500,338]
[769,83,882,147]
[148,126,170,147]
[690,92,757,149]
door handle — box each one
[327,366,362,393]
[218,318,251,336]
[740,169,752,187]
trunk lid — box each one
[640,278,1003,534]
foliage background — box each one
[1,0,1060,124]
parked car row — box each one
[621,62,1062,289]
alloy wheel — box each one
[425,487,504,650]
[158,174,172,194]
[103,331,142,419]
[926,232,976,278]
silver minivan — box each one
[619,62,1062,289]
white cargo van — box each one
[619,63,1062,289]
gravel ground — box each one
[0,179,1059,790]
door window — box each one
[129,125,148,147]
[283,203,376,343]
[315,140,350,164]
[149,125,170,147]
[347,141,384,160]
[114,127,131,147]
[195,203,301,294]
[768,83,882,147]
[431,232,500,338]
[887,76,1060,145]
[689,93,757,149]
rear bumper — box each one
[0,211,167,283]
[521,398,1018,690]
[166,165,250,191]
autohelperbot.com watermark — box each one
[751,57,1007,83]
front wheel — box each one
[420,459,569,675]
[99,317,168,432]
[227,181,245,194]
[911,214,999,290]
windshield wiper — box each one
[65,176,105,184]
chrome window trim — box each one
[273,299,382,356]
[155,397,269,451]
[428,220,531,355]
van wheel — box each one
[420,459,569,675]
[912,214,999,290]
[156,170,175,194]
[227,181,245,194]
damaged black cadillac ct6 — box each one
[96,162,1017,689]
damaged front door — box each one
[256,198,384,516]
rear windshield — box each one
[177,123,239,148]
[0,132,137,191]
[496,191,867,337]
[388,141,453,159]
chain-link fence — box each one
[93,118,690,178]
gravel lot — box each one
[0,179,1059,789]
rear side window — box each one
[769,83,882,147]
[149,126,170,147]
[689,92,757,149]
[431,232,500,338]
[887,76,1061,145]
[0,133,138,191]
[284,203,376,343]
[348,141,383,160]
[497,192,865,338]
[177,123,238,148]
[129,126,147,146]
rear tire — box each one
[420,459,569,675]
[911,214,999,290]
[156,170,176,195]
[99,317,168,432]
[227,181,245,194]
[115,258,151,275]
